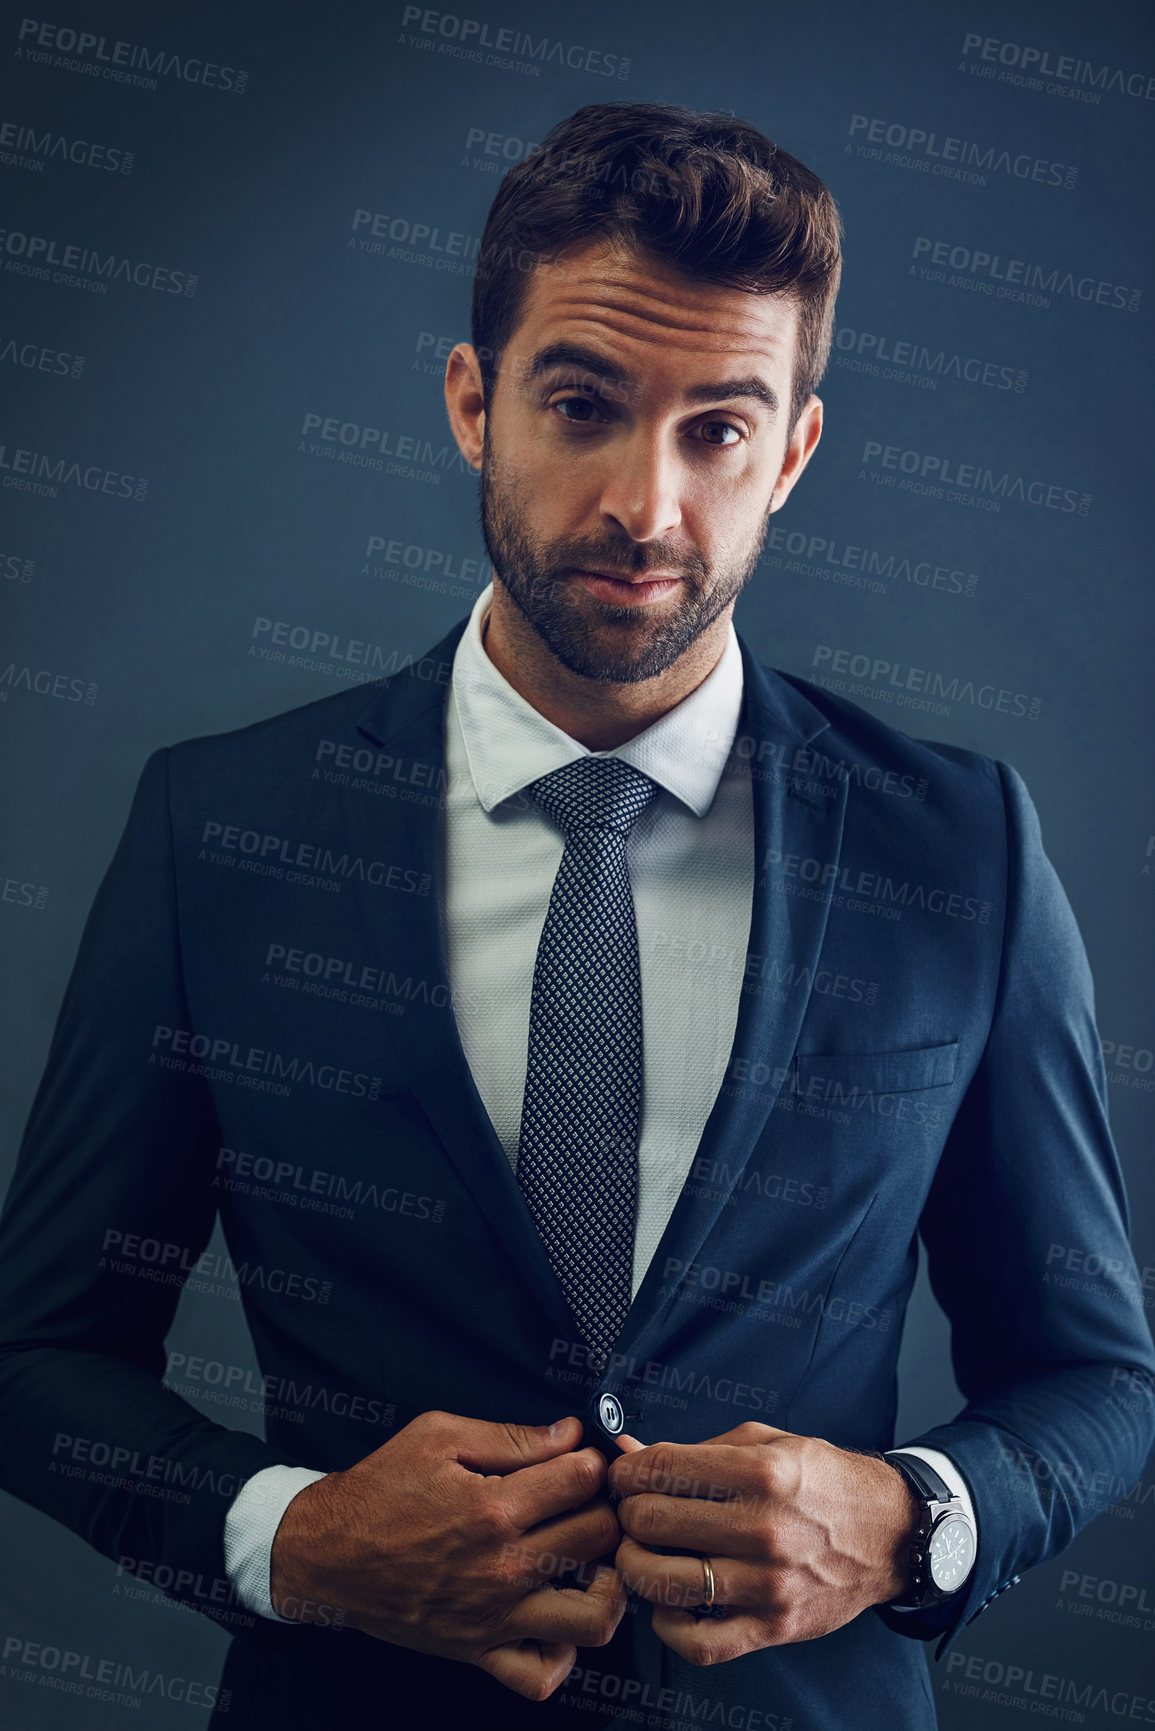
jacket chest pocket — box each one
[784,1040,960,1151]
[791,1040,959,1098]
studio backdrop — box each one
[1,0,1152,1725]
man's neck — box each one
[480,583,733,751]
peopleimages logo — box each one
[248,615,454,690]
[764,525,979,598]
[811,644,1043,722]
[944,1649,1155,1720]
[399,7,631,79]
[832,323,1026,394]
[911,236,1140,313]
[199,813,431,896]
[0,437,146,501]
[1,874,49,909]
[0,663,97,704]
[847,114,1076,189]
[0,336,84,378]
[151,1023,385,1101]
[363,534,487,594]
[860,438,1089,517]
[0,118,133,174]
[298,409,474,479]
[349,207,484,274]
[0,226,196,295]
[14,18,248,93]
[959,33,1155,103]
[1,1632,226,1712]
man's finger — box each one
[488,1446,610,1531]
[503,1563,628,1648]
[614,1532,751,1611]
[477,1568,628,1700]
[608,1438,792,1505]
[507,1500,622,1588]
[475,1638,577,1702]
[650,1605,770,1665]
[452,1413,585,1474]
[616,1490,781,1560]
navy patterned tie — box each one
[516,757,660,1374]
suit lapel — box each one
[618,639,849,1363]
[337,622,577,1340]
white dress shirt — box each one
[223,582,974,1618]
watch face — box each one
[929,1514,976,1593]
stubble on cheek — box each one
[477,436,773,683]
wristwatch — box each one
[884,1451,977,1608]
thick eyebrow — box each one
[682,376,778,417]
[524,342,778,417]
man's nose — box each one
[598,434,683,543]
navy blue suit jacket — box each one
[1,618,1152,1730]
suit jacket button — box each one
[595,1391,625,1436]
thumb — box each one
[614,1433,646,1453]
[476,1638,576,1702]
[454,1414,585,1475]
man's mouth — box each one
[572,569,681,607]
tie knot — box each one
[530,757,659,839]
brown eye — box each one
[697,421,742,446]
[554,397,606,423]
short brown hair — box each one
[471,102,842,435]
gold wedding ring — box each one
[701,1554,716,1609]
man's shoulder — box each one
[168,678,394,762]
[747,651,1011,823]
[161,618,470,782]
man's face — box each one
[473,239,820,684]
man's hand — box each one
[269,1410,625,1701]
[607,1421,920,1665]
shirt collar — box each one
[451,581,745,817]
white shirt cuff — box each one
[223,1465,328,1621]
[884,1444,977,1608]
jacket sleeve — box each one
[0,747,306,1624]
[875,759,1155,1654]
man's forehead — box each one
[511,240,796,372]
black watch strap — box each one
[885,1451,954,1505]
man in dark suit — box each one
[1,102,1152,1731]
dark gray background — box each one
[1,0,1152,1723]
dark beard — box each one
[477,442,770,684]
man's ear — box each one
[444,343,487,472]
[769,394,823,513]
